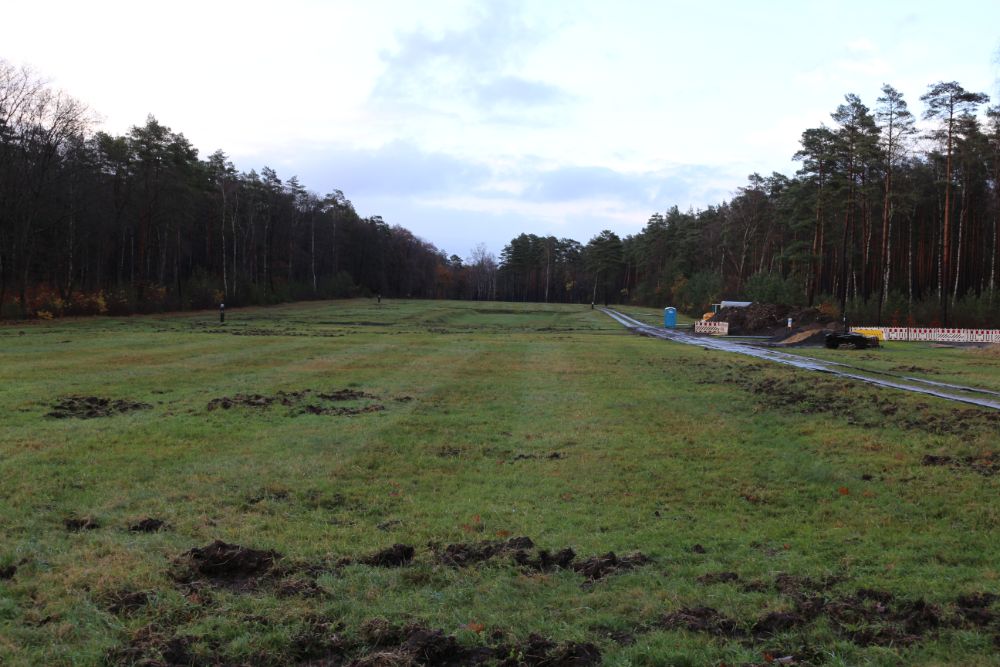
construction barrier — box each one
[850,327,1000,343]
[694,320,729,335]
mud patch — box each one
[511,452,564,462]
[276,575,326,598]
[697,571,740,585]
[64,517,99,531]
[571,552,653,582]
[347,544,415,568]
[437,536,536,567]
[922,452,999,476]
[129,518,167,532]
[712,364,1000,436]
[47,396,151,419]
[954,592,997,628]
[173,540,280,590]
[104,589,151,616]
[660,606,742,637]
[352,619,601,667]
[207,387,386,417]
[436,537,651,583]
[106,625,193,666]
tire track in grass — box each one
[602,308,1000,411]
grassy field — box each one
[0,300,998,666]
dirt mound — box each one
[64,517,99,531]
[207,387,386,416]
[104,589,151,616]
[697,571,740,585]
[436,538,651,582]
[514,547,577,572]
[174,540,279,588]
[571,552,652,581]
[128,518,166,532]
[354,544,416,568]
[47,396,151,419]
[438,537,535,567]
[105,625,192,667]
[922,452,999,476]
[352,620,600,667]
[660,606,742,637]
[711,303,833,336]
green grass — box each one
[0,299,997,666]
[780,339,1000,393]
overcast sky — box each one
[3,1,999,259]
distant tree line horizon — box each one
[2,57,998,326]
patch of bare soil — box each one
[64,517,99,531]
[104,589,151,616]
[357,544,416,568]
[660,606,742,637]
[922,452,999,476]
[349,619,601,667]
[105,625,201,667]
[571,552,653,582]
[207,387,386,416]
[697,571,740,585]
[172,540,280,590]
[435,537,651,583]
[511,452,565,462]
[654,571,993,651]
[437,536,536,567]
[129,518,167,532]
[707,363,1000,436]
[47,396,151,419]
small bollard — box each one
[787,317,793,328]
[220,302,225,324]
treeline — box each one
[494,82,1000,326]
[4,56,1000,327]
[0,60,477,318]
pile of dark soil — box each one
[104,589,151,616]
[173,540,280,589]
[658,571,988,649]
[47,396,151,419]
[710,303,834,337]
[697,571,740,585]
[438,536,536,567]
[703,361,1000,437]
[436,537,652,582]
[207,388,386,416]
[349,619,601,667]
[357,544,415,568]
[922,452,999,476]
[64,517,99,531]
[571,552,653,581]
[129,518,166,532]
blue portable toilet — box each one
[664,307,677,328]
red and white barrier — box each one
[694,320,729,335]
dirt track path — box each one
[602,308,1000,412]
